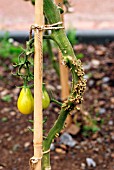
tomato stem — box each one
[17,1,86,170]
[50,98,62,107]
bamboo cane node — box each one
[34,143,42,148]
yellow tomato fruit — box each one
[17,86,34,114]
[42,88,50,109]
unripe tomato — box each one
[17,86,34,114]
[42,86,50,109]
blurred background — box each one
[0,0,114,31]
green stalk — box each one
[42,1,86,170]
[42,108,69,170]
[44,16,60,76]
[43,0,78,89]
[51,98,62,106]
[29,0,86,169]
[45,32,60,76]
[44,0,75,56]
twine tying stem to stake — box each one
[29,22,64,39]
[29,149,50,170]
[29,21,64,170]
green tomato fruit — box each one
[42,86,50,109]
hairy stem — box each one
[42,0,85,170]
[45,31,60,76]
[42,108,69,170]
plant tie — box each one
[29,21,62,170]
[29,149,50,170]
[29,156,42,170]
[29,21,64,39]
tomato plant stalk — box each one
[55,0,72,128]
[22,0,86,170]
[42,0,86,169]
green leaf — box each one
[28,117,48,124]
[28,127,34,132]
[67,29,78,46]
[1,94,12,102]
[28,120,34,123]
[0,32,22,63]
[83,125,100,133]
[28,127,46,133]
[1,117,8,122]
[91,126,100,133]
[43,117,48,124]
[77,53,84,59]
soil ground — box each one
[0,0,114,170]
[0,42,114,170]
[0,0,114,31]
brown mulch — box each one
[0,42,114,170]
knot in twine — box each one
[29,149,50,170]
[29,21,64,39]
[29,156,42,170]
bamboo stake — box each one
[55,0,72,128]
[33,0,43,169]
